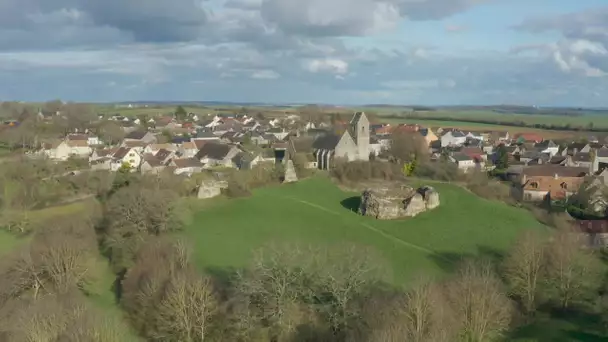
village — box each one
[17,108,604,195]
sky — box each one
[1,0,608,106]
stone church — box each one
[312,112,370,169]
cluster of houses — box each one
[23,109,608,207]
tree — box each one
[446,260,513,342]
[235,244,310,341]
[96,121,125,145]
[103,185,188,271]
[389,131,429,165]
[503,231,547,317]
[175,106,188,122]
[495,144,509,170]
[543,228,603,309]
[370,279,456,342]
[62,103,96,132]
[152,270,217,342]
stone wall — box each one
[358,185,440,219]
[197,180,228,199]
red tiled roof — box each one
[574,220,608,234]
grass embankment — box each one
[183,177,545,284]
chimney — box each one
[554,173,559,179]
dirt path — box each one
[282,196,451,262]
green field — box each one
[376,109,608,128]
[183,177,546,284]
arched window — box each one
[560,182,568,189]
[530,182,539,189]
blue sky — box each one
[1,0,608,106]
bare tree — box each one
[503,231,547,317]
[122,238,218,341]
[96,120,125,145]
[310,244,388,340]
[543,228,603,309]
[389,130,429,163]
[236,244,311,341]
[152,270,218,342]
[446,260,513,342]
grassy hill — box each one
[183,177,546,284]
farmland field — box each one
[182,177,546,284]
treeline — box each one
[0,100,127,150]
[386,113,608,132]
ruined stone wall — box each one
[358,185,440,219]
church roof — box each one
[312,133,342,150]
[350,111,364,125]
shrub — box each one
[412,161,460,181]
[332,160,403,183]
[225,176,252,198]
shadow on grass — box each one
[510,310,607,342]
[340,196,361,213]
[427,245,505,273]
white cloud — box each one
[250,69,281,79]
[305,58,348,74]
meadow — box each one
[182,177,546,284]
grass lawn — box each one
[183,177,546,284]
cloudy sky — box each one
[1,0,608,106]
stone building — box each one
[520,165,588,202]
[312,112,370,169]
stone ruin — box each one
[283,160,298,183]
[358,185,440,220]
[197,180,228,199]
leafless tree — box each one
[308,244,388,340]
[151,270,218,342]
[236,244,312,341]
[96,120,125,145]
[122,237,218,341]
[446,260,513,342]
[503,231,547,317]
[543,228,603,309]
[389,130,429,163]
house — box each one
[195,142,241,168]
[140,154,167,174]
[231,152,263,170]
[267,128,290,141]
[561,142,591,156]
[143,143,176,154]
[178,141,198,158]
[169,158,203,175]
[459,147,485,161]
[41,140,69,161]
[534,140,559,157]
[111,147,142,171]
[42,138,91,161]
[440,130,467,147]
[573,220,608,248]
[249,131,270,146]
[419,128,439,146]
[312,112,370,169]
[124,130,157,144]
[596,148,608,171]
[154,148,175,164]
[515,133,543,144]
[65,139,92,158]
[566,152,598,172]
[520,165,588,202]
[466,131,484,142]
[449,153,478,171]
[193,130,221,142]
[286,136,317,168]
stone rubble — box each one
[358,185,440,219]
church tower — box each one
[350,111,370,161]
